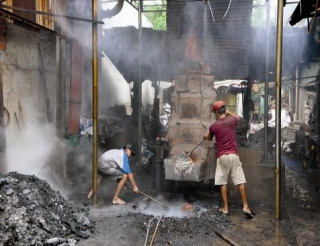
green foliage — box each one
[251,5,266,28]
[251,1,277,28]
[144,1,167,30]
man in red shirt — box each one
[204,101,254,219]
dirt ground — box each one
[71,155,320,246]
[73,175,235,246]
[2,153,319,246]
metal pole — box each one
[155,138,162,194]
[295,65,300,121]
[275,0,284,220]
[264,0,270,161]
[317,81,320,136]
[0,74,7,173]
[55,36,62,137]
[92,0,99,206]
[138,0,143,173]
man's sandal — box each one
[243,210,255,219]
[112,199,126,205]
[219,208,229,215]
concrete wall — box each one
[0,24,56,126]
[0,23,67,182]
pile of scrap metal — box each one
[79,113,132,142]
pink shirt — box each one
[209,116,239,158]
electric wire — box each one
[222,0,233,19]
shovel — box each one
[177,138,205,162]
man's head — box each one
[212,101,226,116]
[123,143,136,156]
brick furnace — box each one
[164,60,217,182]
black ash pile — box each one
[131,203,233,245]
[0,172,94,246]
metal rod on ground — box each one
[204,220,240,246]
[210,227,240,246]
[144,216,156,246]
[128,185,170,209]
[149,215,164,246]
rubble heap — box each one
[134,202,233,245]
[0,172,94,246]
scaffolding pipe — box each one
[91,0,99,206]
[275,0,284,220]
[0,4,104,24]
[264,0,270,161]
[138,0,143,173]
[295,65,300,121]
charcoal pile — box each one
[0,172,94,246]
[132,203,233,245]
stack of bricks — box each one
[167,74,216,148]
[164,72,218,181]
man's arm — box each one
[226,109,240,122]
[127,173,139,193]
[203,132,213,141]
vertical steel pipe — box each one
[155,138,163,194]
[295,65,300,121]
[264,0,270,160]
[0,74,7,173]
[92,0,99,205]
[275,0,284,220]
[55,36,66,139]
[138,0,143,172]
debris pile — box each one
[0,172,94,246]
[134,203,233,245]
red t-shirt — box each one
[209,116,239,158]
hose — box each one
[223,0,234,19]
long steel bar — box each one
[92,0,99,206]
[275,0,284,220]
[138,190,169,209]
[264,0,270,161]
[0,4,104,24]
[144,217,156,246]
[138,0,143,173]
[149,215,164,246]
[295,65,300,120]
[128,185,170,209]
